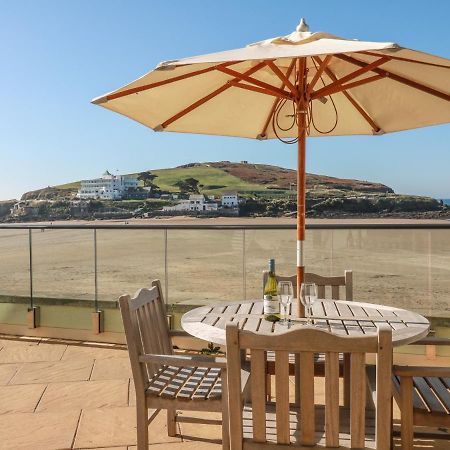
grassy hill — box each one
[149,165,263,194]
[45,161,393,198]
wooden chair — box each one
[392,337,450,450]
[262,270,353,300]
[226,322,393,449]
[120,280,245,450]
[262,270,353,404]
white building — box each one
[77,171,139,200]
[162,194,218,212]
[221,193,239,208]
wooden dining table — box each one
[181,299,430,347]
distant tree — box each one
[174,177,200,194]
[137,171,159,193]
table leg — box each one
[343,353,351,407]
[295,354,300,406]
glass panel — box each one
[332,228,447,318]
[167,229,243,305]
[32,229,94,301]
[96,229,165,302]
[0,229,29,298]
[429,229,450,318]
[245,229,295,299]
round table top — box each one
[181,299,430,347]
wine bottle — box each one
[263,258,280,319]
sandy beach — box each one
[0,217,449,318]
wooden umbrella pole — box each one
[297,57,307,317]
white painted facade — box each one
[221,193,239,207]
[77,171,138,200]
[162,194,218,212]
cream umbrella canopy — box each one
[93,18,450,316]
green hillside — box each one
[149,166,262,194]
[56,165,264,194]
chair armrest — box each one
[139,353,227,369]
[393,365,450,378]
[411,336,450,346]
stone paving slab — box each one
[62,345,128,361]
[11,358,94,384]
[0,383,46,414]
[128,379,135,406]
[0,363,21,384]
[90,357,132,381]
[74,406,180,448]
[0,410,80,450]
[77,447,127,450]
[0,342,67,363]
[0,337,40,348]
[128,444,222,449]
[37,379,129,412]
[176,410,222,445]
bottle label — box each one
[264,295,280,314]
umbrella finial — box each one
[296,18,309,32]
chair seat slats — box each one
[425,377,450,413]
[146,365,222,401]
[159,366,195,399]
[177,367,210,399]
[147,366,180,395]
[442,377,450,390]
[392,375,426,411]
[192,367,222,400]
[413,376,447,414]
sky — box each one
[0,0,449,200]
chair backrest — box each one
[119,280,171,393]
[262,270,353,300]
[226,323,392,449]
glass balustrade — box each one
[0,224,448,336]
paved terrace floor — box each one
[0,335,449,450]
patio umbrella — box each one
[92,18,450,316]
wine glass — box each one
[300,283,318,325]
[277,281,293,326]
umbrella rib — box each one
[265,60,298,98]
[259,59,297,138]
[311,56,390,99]
[335,54,450,102]
[307,55,333,95]
[357,51,450,69]
[311,74,385,99]
[231,82,292,100]
[160,61,268,129]
[313,56,381,133]
[93,61,240,104]
[216,66,293,99]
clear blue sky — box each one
[1,0,449,200]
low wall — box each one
[0,297,449,357]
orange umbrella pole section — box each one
[297,58,307,317]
